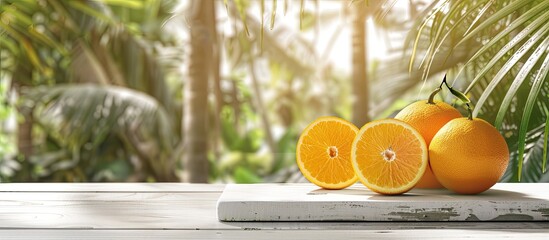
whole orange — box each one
[429,118,509,194]
[395,100,462,188]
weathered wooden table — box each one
[0,183,547,239]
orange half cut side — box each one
[351,119,428,195]
[296,117,359,189]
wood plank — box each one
[0,183,225,192]
[1,190,547,230]
[0,192,218,201]
[0,229,548,240]
[217,183,549,221]
[0,192,232,230]
[220,222,549,230]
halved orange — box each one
[296,116,359,189]
[351,119,428,195]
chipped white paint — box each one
[217,183,549,221]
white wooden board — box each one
[1,229,549,240]
[0,183,225,192]
[217,183,549,221]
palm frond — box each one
[408,0,549,181]
[24,84,177,181]
[472,20,549,119]
[543,112,548,173]
[503,121,549,182]
[226,4,317,78]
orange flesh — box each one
[354,122,425,190]
[298,118,358,187]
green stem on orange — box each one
[428,87,442,104]
[428,74,447,104]
[438,74,473,119]
[439,74,448,89]
[428,74,473,119]
[465,103,473,120]
[448,86,472,120]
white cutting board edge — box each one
[217,183,549,221]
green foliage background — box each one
[0,0,547,183]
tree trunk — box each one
[211,5,223,165]
[182,0,216,183]
[12,63,33,181]
[351,3,370,127]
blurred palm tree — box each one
[405,0,549,182]
[0,0,180,181]
[183,0,216,182]
[350,1,371,127]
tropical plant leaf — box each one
[425,0,486,71]
[457,0,541,46]
[465,9,549,95]
[25,84,176,180]
[300,0,304,30]
[270,0,277,30]
[473,23,549,118]
[462,0,495,36]
[1,3,33,25]
[514,123,549,182]
[27,26,69,56]
[0,21,26,43]
[44,0,78,31]
[495,39,549,129]
[234,0,250,36]
[99,0,144,9]
[420,0,473,81]
[226,4,317,78]
[20,39,44,72]
[542,110,549,173]
[260,0,265,50]
[28,84,171,147]
[406,0,450,72]
[514,50,549,181]
[67,0,115,24]
[502,120,547,183]
[0,26,17,49]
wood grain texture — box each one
[0,183,225,192]
[0,183,547,239]
[217,183,549,221]
[0,229,548,240]
[0,192,229,229]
